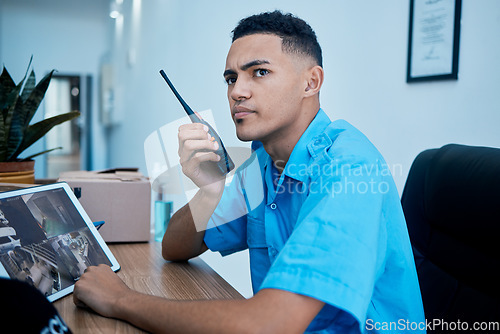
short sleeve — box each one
[204,149,265,256]
[204,173,248,256]
[260,157,388,332]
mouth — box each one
[232,105,255,121]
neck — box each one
[263,102,320,173]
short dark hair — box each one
[232,10,323,67]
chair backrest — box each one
[401,144,500,328]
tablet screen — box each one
[0,182,120,301]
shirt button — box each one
[270,203,277,210]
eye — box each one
[225,77,237,85]
[254,69,269,77]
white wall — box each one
[2,0,499,298]
[0,0,110,174]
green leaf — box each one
[8,111,80,160]
[3,87,21,133]
[0,59,77,162]
[22,147,62,160]
[0,111,6,161]
[6,69,55,159]
[1,58,32,140]
[22,69,55,128]
[0,89,21,157]
[0,56,31,112]
[21,70,36,103]
[0,69,21,123]
[0,67,16,109]
[6,96,26,159]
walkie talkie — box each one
[159,70,235,175]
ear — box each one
[304,65,324,97]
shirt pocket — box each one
[247,215,267,248]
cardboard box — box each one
[58,168,151,242]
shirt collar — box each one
[259,108,332,180]
[284,108,331,182]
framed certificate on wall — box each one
[406,0,462,82]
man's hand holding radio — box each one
[177,122,226,196]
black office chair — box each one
[401,144,500,332]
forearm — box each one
[74,266,260,333]
[115,292,255,334]
[163,122,227,261]
[162,186,223,261]
[112,288,319,334]
[73,266,323,334]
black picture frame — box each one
[406,0,462,82]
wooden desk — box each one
[54,242,243,333]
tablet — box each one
[0,182,120,302]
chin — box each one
[234,119,268,142]
[235,127,259,142]
[235,132,254,142]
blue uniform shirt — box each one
[204,109,426,333]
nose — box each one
[229,77,251,101]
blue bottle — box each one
[154,192,172,242]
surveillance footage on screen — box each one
[0,188,111,297]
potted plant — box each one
[0,58,80,184]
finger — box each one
[178,126,210,152]
[178,128,210,146]
[180,149,221,171]
[193,111,204,120]
[178,123,207,136]
[181,152,220,175]
[179,139,218,164]
[191,151,221,163]
[73,297,88,309]
[183,138,218,155]
[97,263,112,270]
[73,281,87,307]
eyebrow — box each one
[223,59,271,77]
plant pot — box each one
[0,160,35,184]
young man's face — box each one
[224,33,313,144]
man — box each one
[73,11,425,333]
